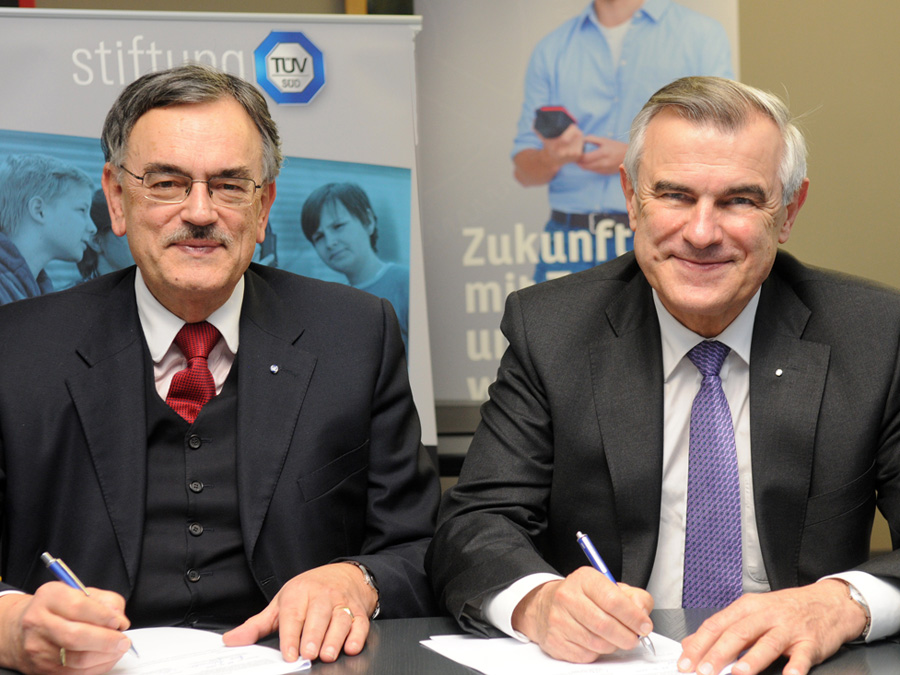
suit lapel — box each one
[590,274,664,587]
[235,271,317,558]
[749,272,829,589]
[66,272,147,589]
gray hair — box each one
[0,154,93,237]
[100,63,283,183]
[623,77,807,206]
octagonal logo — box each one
[255,32,325,104]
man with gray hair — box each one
[429,76,900,675]
[0,153,96,304]
[0,64,438,674]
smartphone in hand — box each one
[534,106,576,139]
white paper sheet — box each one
[109,627,310,675]
[422,632,733,675]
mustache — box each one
[671,244,730,261]
[163,224,233,247]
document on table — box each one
[421,632,733,675]
[109,627,311,675]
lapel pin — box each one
[270,364,279,374]
[775,368,783,377]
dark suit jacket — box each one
[427,251,900,635]
[0,264,439,619]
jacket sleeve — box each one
[344,298,441,618]
[427,291,561,636]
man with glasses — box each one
[0,64,438,674]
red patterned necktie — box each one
[165,321,221,423]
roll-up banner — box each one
[0,8,435,443]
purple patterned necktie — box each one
[682,340,742,608]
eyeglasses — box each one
[119,166,262,207]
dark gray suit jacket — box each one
[0,264,439,619]
[427,251,900,635]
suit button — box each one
[188,522,204,536]
[188,435,202,449]
[189,480,204,493]
[186,569,201,582]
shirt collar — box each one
[581,2,601,30]
[637,0,670,23]
[134,268,244,363]
[584,0,670,28]
[654,288,760,381]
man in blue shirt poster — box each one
[512,0,733,282]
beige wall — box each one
[740,1,898,552]
[740,1,900,291]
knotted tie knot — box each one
[174,321,220,362]
[687,340,730,379]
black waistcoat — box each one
[127,356,267,629]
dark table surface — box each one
[1,610,897,674]
[308,610,900,675]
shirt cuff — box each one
[822,571,900,642]
[482,573,563,641]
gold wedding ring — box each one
[337,606,354,619]
[59,647,66,667]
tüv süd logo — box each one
[255,31,325,104]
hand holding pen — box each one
[576,532,656,655]
[41,552,139,659]
[510,544,654,663]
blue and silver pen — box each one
[41,552,139,657]
[575,532,656,656]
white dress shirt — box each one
[484,290,900,642]
[134,269,243,398]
